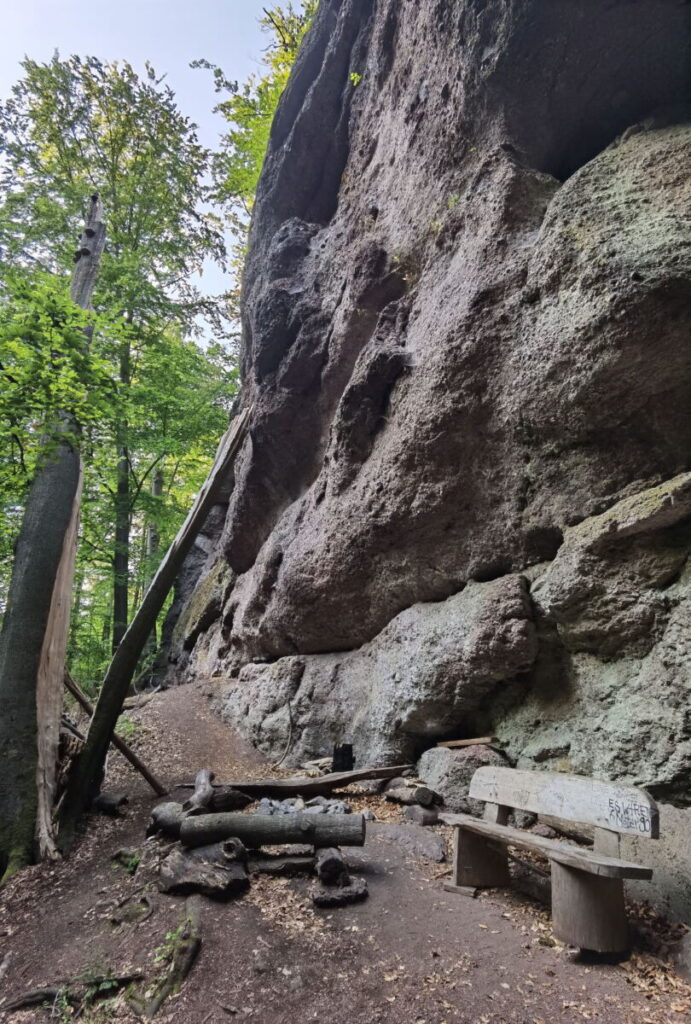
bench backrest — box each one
[469,767,659,839]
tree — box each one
[196,1,317,266]
[0,196,106,883]
[0,55,231,656]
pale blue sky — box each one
[0,0,271,302]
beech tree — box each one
[0,56,232,655]
[0,197,106,882]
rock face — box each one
[162,0,691,914]
[417,745,508,815]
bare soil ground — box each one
[1,682,690,1024]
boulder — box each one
[417,745,509,815]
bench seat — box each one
[439,767,659,954]
[439,813,653,880]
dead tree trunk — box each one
[58,408,252,849]
[180,812,367,849]
[0,197,106,882]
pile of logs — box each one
[383,776,443,825]
[145,767,415,906]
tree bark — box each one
[58,408,251,849]
[112,341,131,653]
[180,811,366,849]
[0,196,105,883]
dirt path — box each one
[1,682,689,1024]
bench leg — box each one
[452,828,510,888]
[551,862,629,953]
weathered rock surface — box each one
[222,575,536,765]
[417,745,509,815]
[164,0,691,915]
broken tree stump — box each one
[182,769,215,815]
[208,787,253,812]
[315,847,350,886]
[158,841,249,899]
[180,812,366,850]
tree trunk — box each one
[112,342,131,653]
[179,811,366,849]
[0,197,106,882]
[141,466,164,665]
[58,408,251,848]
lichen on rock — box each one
[161,0,691,916]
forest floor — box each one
[1,682,690,1024]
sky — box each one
[0,0,271,300]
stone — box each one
[311,877,368,908]
[671,932,691,984]
[371,823,446,864]
[404,805,439,827]
[417,746,509,815]
[222,575,537,765]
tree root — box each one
[1,970,144,1013]
[128,896,202,1017]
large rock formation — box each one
[163,1,691,914]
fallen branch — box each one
[64,671,166,797]
[59,408,252,848]
[178,765,413,800]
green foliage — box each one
[115,714,137,742]
[197,2,317,232]
[0,54,228,333]
[111,847,141,875]
[0,6,308,690]
[0,55,239,681]
[153,924,186,965]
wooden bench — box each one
[440,766,659,953]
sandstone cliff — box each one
[164,0,691,912]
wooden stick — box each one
[64,671,166,796]
[436,737,496,748]
[59,408,251,848]
[178,764,414,800]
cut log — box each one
[315,847,350,886]
[311,877,368,907]
[148,802,185,838]
[64,671,166,796]
[200,765,413,800]
[180,812,366,849]
[386,785,437,807]
[209,787,252,813]
[182,770,216,815]
[92,792,128,816]
[248,853,315,876]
